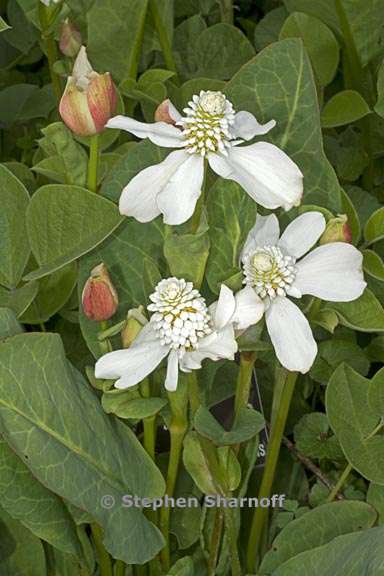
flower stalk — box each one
[39,3,62,102]
[91,523,113,576]
[87,134,99,193]
[246,369,298,573]
[234,351,257,418]
[159,377,189,571]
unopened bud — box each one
[82,263,118,321]
[60,19,82,58]
[319,214,352,245]
[154,99,177,125]
[59,46,117,136]
[121,306,147,348]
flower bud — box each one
[59,19,82,58]
[154,99,177,125]
[82,263,118,321]
[121,306,147,348]
[59,46,117,136]
[319,214,352,245]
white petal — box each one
[213,284,236,330]
[242,214,280,257]
[294,243,366,302]
[208,143,303,211]
[198,324,238,362]
[119,150,189,222]
[106,115,185,148]
[266,297,317,374]
[165,349,179,391]
[95,324,169,387]
[180,350,205,372]
[232,111,276,141]
[233,286,265,331]
[156,154,204,225]
[168,101,182,123]
[278,212,326,259]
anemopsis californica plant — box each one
[236,211,367,373]
[95,278,263,392]
[107,90,304,225]
[40,0,61,5]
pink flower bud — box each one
[59,46,117,136]
[82,263,118,321]
[59,19,82,58]
[154,99,177,125]
[319,214,352,245]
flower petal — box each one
[106,115,185,148]
[294,242,366,301]
[233,286,265,331]
[95,324,169,387]
[232,111,276,141]
[242,214,280,257]
[278,212,326,259]
[165,349,179,391]
[266,297,317,373]
[208,143,303,211]
[168,100,182,123]
[156,154,204,225]
[180,324,237,372]
[119,150,189,222]
[213,284,236,330]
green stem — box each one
[115,560,125,576]
[219,0,234,24]
[91,523,113,576]
[39,5,62,102]
[208,510,224,576]
[98,320,126,341]
[87,134,99,193]
[246,370,298,573]
[99,320,112,354]
[234,352,257,418]
[149,0,178,77]
[223,508,241,576]
[159,379,189,571]
[327,463,353,502]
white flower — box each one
[95,278,244,392]
[237,212,366,374]
[107,90,303,225]
[40,0,60,5]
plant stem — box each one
[91,523,113,576]
[87,134,99,193]
[219,0,234,24]
[115,560,125,576]
[327,463,353,502]
[149,0,178,77]
[234,352,257,418]
[159,379,189,571]
[99,320,112,354]
[208,510,224,575]
[246,369,298,573]
[39,4,62,102]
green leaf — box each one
[293,413,342,460]
[259,500,377,574]
[310,338,369,384]
[167,556,194,576]
[375,59,384,118]
[363,249,384,281]
[226,38,341,211]
[340,186,361,244]
[194,406,265,446]
[364,207,384,245]
[272,526,384,575]
[0,16,10,31]
[279,12,339,86]
[0,281,39,318]
[206,180,257,293]
[367,483,384,524]
[33,122,88,187]
[174,15,207,78]
[164,228,210,288]
[326,364,384,484]
[87,0,148,81]
[0,333,165,563]
[0,165,30,289]
[20,263,78,324]
[254,7,288,51]
[25,185,122,281]
[182,432,216,494]
[194,23,255,80]
[0,506,47,576]
[0,308,23,340]
[0,436,81,555]
[102,393,167,419]
[321,90,371,128]
[323,289,384,332]
[0,84,55,125]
